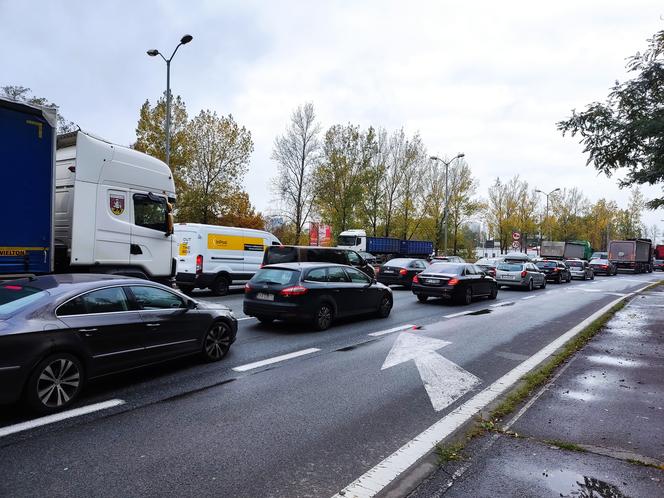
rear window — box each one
[264,246,298,265]
[497,263,523,271]
[384,258,411,267]
[567,261,583,267]
[429,263,464,274]
[251,268,299,285]
[0,284,48,318]
[537,261,557,268]
[306,248,347,264]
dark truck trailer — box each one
[540,241,587,260]
[608,239,653,273]
[0,99,57,275]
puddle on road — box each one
[560,390,597,402]
[604,309,649,338]
[586,355,643,368]
[544,469,628,497]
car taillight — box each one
[195,254,203,274]
[244,283,252,293]
[376,267,380,273]
[259,263,264,269]
[279,286,308,297]
[602,265,608,269]
[448,278,459,286]
[520,270,527,278]
[399,268,408,275]
[413,275,420,284]
[553,268,559,272]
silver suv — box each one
[566,259,594,280]
[495,261,546,291]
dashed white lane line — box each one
[442,310,472,319]
[368,324,417,337]
[232,348,321,372]
[0,399,125,438]
[521,295,537,300]
[490,301,515,308]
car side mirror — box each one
[187,299,197,310]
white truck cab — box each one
[337,229,367,252]
[174,223,281,295]
[55,131,176,280]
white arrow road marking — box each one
[381,333,481,412]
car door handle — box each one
[78,328,98,337]
[145,323,161,327]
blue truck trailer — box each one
[0,98,57,275]
[337,229,434,257]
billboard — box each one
[309,222,333,247]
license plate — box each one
[382,270,394,274]
[256,292,274,301]
[503,275,516,280]
[425,278,439,284]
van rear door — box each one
[242,230,267,275]
[175,228,201,276]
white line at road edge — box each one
[232,348,320,372]
[331,285,650,498]
[0,399,125,438]
[368,324,417,337]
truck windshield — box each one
[337,236,358,246]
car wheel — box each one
[26,353,83,414]
[210,275,230,296]
[457,287,472,305]
[313,303,334,331]
[527,279,533,291]
[202,321,232,362]
[416,294,428,303]
[376,294,393,318]
[556,275,562,284]
[582,274,587,281]
[540,279,547,289]
[489,285,498,300]
[567,274,572,283]
[591,273,595,280]
[256,315,274,325]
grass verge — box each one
[544,439,587,453]
[489,299,627,422]
[436,442,465,464]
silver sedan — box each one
[495,261,546,291]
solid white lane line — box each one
[0,399,125,438]
[521,295,537,300]
[331,285,653,498]
[232,348,320,372]
[490,301,514,308]
[368,324,417,337]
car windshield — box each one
[0,284,49,318]
[537,261,557,268]
[476,258,499,266]
[567,261,583,267]
[384,258,411,267]
[497,263,523,271]
[428,263,464,274]
[251,268,298,285]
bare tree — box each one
[382,129,407,237]
[362,127,388,236]
[271,103,321,243]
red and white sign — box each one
[309,223,333,247]
[512,231,521,241]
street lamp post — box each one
[147,34,193,167]
[430,153,465,255]
[535,188,560,242]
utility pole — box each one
[430,153,465,255]
[535,188,561,241]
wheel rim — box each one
[380,296,391,314]
[528,280,533,291]
[37,358,80,408]
[465,289,472,303]
[318,306,332,328]
[205,323,231,360]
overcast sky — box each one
[3,1,663,238]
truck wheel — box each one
[211,275,230,296]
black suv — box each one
[262,246,375,278]
[535,260,572,283]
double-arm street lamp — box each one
[147,34,193,167]
[535,187,560,242]
[430,153,465,255]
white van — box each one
[175,223,281,295]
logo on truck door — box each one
[110,194,125,215]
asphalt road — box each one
[0,272,662,497]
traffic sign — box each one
[512,231,521,241]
